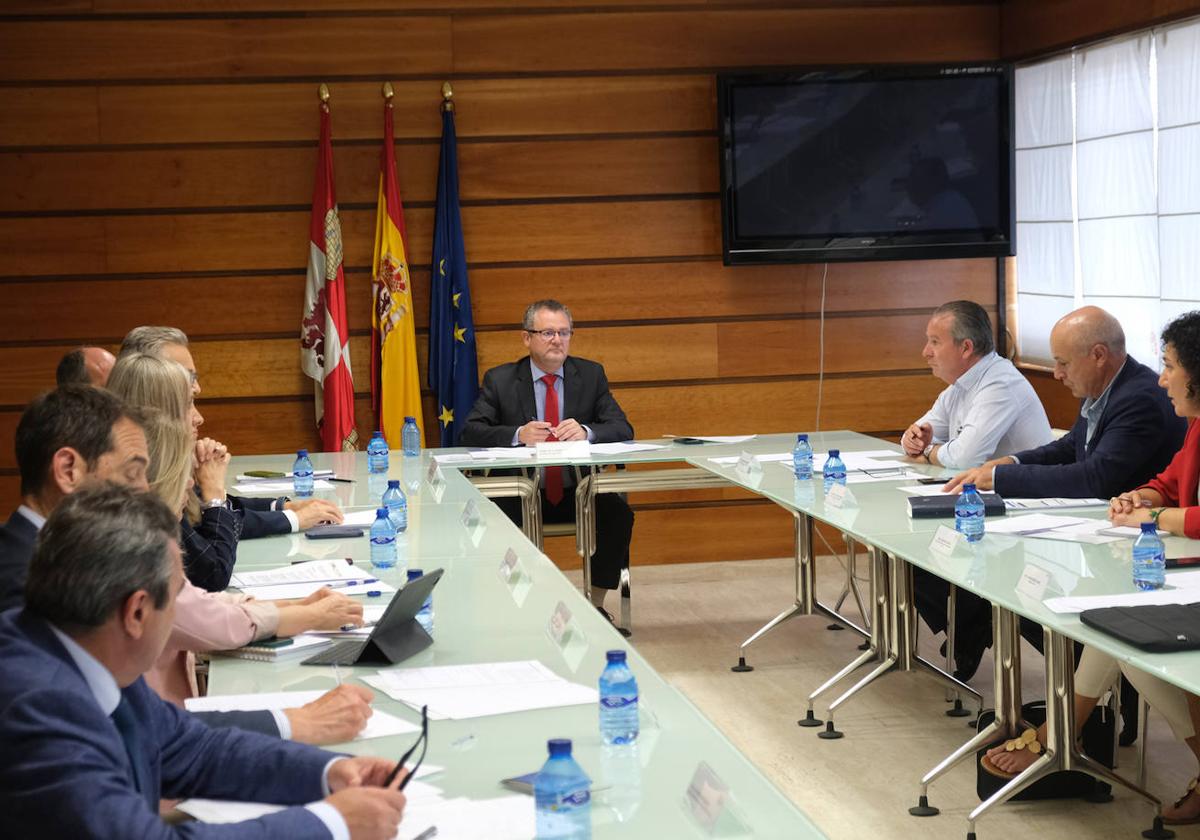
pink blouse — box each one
[144,579,279,705]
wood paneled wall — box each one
[0,1,1003,566]
[1001,0,1200,59]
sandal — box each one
[980,729,1043,780]
[1163,778,1200,825]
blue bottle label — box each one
[560,789,591,808]
[600,695,637,709]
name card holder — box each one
[824,483,856,509]
[734,451,763,485]
[535,440,591,460]
[461,499,486,547]
[1017,564,1053,602]
[928,524,964,558]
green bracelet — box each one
[1150,508,1164,524]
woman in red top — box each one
[984,311,1200,823]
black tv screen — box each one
[718,64,1014,265]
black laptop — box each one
[302,568,444,666]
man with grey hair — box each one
[901,300,1053,470]
[461,299,635,618]
[0,484,407,839]
[120,325,343,537]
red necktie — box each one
[541,373,563,505]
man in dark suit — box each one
[121,325,343,538]
[0,386,372,746]
[461,299,635,616]
[930,306,1186,691]
[0,484,406,840]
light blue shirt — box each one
[1081,358,1126,446]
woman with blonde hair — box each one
[140,407,369,739]
[109,352,238,590]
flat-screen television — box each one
[718,64,1014,265]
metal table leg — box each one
[469,474,541,545]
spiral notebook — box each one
[220,633,331,662]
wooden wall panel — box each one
[1002,0,1200,59]
[0,2,1006,564]
[452,7,999,73]
[1024,368,1078,430]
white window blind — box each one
[1014,18,1200,368]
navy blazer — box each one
[0,509,277,737]
[0,508,39,613]
[461,355,634,448]
[230,494,293,540]
[994,357,1186,499]
[0,609,334,839]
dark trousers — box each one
[494,490,633,590]
[912,566,993,654]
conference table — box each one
[213,451,827,839]
[213,433,1200,839]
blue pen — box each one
[367,590,383,597]
[330,578,379,588]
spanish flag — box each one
[370,84,424,448]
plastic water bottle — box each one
[402,416,421,458]
[792,433,813,480]
[382,479,408,533]
[598,650,639,745]
[534,739,591,840]
[823,449,847,493]
[1133,522,1166,590]
[367,430,389,474]
[292,450,314,498]
[955,483,986,543]
[369,508,397,569]
[407,568,434,635]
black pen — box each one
[412,828,437,840]
[328,477,355,484]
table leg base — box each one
[797,709,823,728]
[730,656,754,673]
[908,795,939,817]
[817,720,844,740]
[946,698,972,717]
[827,623,845,631]
[1142,816,1175,839]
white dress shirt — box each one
[917,352,1054,470]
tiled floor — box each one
[603,555,1198,839]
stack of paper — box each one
[362,660,597,720]
[232,479,336,494]
[229,559,396,600]
[984,514,1092,536]
[1005,497,1108,510]
[1046,587,1200,614]
[235,470,335,483]
[589,442,665,455]
[185,688,418,741]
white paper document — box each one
[362,659,598,720]
[341,508,382,526]
[229,559,396,600]
[1102,525,1168,538]
[588,442,665,455]
[1005,497,1109,510]
[1045,588,1200,614]
[235,470,334,482]
[683,434,757,444]
[399,794,534,840]
[185,688,418,741]
[1026,520,1125,545]
[984,514,1092,536]
[232,479,335,494]
[471,447,539,460]
[432,452,476,464]
[308,604,387,637]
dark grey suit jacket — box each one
[461,355,634,447]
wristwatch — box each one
[922,444,934,464]
[202,498,228,511]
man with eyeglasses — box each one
[461,300,635,618]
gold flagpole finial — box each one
[382,81,395,102]
[441,81,455,112]
[318,83,331,103]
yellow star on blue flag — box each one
[438,405,454,427]
[454,324,467,343]
[452,293,461,309]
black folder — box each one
[1080,603,1200,652]
[907,493,1007,519]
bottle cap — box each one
[548,738,572,757]
[407,568,424,581]
[797,433,808,442]
[828,449,840,458]
[388,479,400,488]
[376,507,389,518]
[297,449,309,457]
[373,430,383,438]
[1140,522,1157,533]
[404,416,416,423]
[606,649,627,664]
[962,483,976,492]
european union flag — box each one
[428,98,478,447]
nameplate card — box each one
[734,451,763,483]
[461,499,485,547]
[824,483,857,509]
[426,461,447,502]
[1017,564,1053,602]
[536,440,591,461]
[548,601,573,646]
[928,525,964,558]
[498,548,532,607]
[685,762,731,833]
[499,547,520,582]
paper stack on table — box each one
[1045,571,1200,613]
[235,470,334,482]
[232,479,336,494]
[362,659,598,720]
[984,514,1093,536]
[229,558,396,600]
[185,688,418,741]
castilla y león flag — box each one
[300,96,357,452]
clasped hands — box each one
[518,418,587,445]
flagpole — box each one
[318,82,330,109]
[441,81,454,113]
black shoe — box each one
[1120,678,1139,746]
[595,604,615,624]
[953,643,986,683]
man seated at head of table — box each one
[0,385,373,746]
[902,300,1055,680]
[984,310,1200,826]
[120,325,344,543]
[56,345,117,388]
[0,482,407,840]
